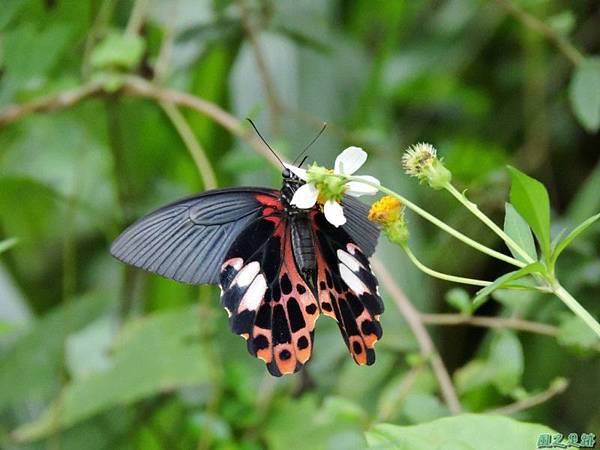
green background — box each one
[0,0,599,449]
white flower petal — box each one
[324,200,346,227]
[284,163,307,180]
[346,175,380,197]
[334,146,367,175]
[290,183,319,209]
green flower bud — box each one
[402,143,451,190]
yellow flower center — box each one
[368,196,403,225]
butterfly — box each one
[110,134,384,376]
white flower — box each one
[287,146,380,227]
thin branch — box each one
[121,76,282,166]
[0,77,282,168]
[125,0,148,36]
[238,0,282,134]
[150,2,217,191]
[422,313,600,353]
[105,97,132,220]
[486,379,569,415]
[161,101,218,189]
[372,259,462,415]
[0,82,103,127]
[494,0,585,66]
[420,313,557,336]
[154,0,179,83]
[82,0,115,77]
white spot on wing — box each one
[239,274,267,311]
[234,261,260,287]
[339,264,367,294]
[337,249,364,272]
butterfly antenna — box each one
[246,118,285,168]
[298,155,309,168]
[293,122,328,166]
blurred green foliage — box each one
[0,0,599,449]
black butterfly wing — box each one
[110,187,279,285]
[219,199,320,377]
[342,195,380,257]
[311,209,384,366]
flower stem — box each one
[346,176,526,268]
[444,184,535,264]
[552,282,600,339]
[401,244,491,287]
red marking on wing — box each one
[310,211,383,366]
[219,215,319,377]
[255,194,285,223]
[255,194,284,210]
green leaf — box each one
[0,292,114,412]
[503,203,537,262]
[569,57,600,132]
[454,359,494,396]
[272,24,331,54]
[2,23,74,100]
[445,288,471,314]
[566,160,600,223]
[454,332,523,398]
[0,237,18,254]
[13,306,210,442]
[265,396,367,450]
[507,166,551,259]
[487,331,524,395]
[366,414,555,449]
[547,11,576,36]
[551,213,600,266]
[401,392,449,424]
[557,315,600,356]
[90,31,145,71]
[65,316,116,378]
[471,262,544,312]
[0,0,25,30]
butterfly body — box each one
[277,169,319,280]
[111,169,384,376]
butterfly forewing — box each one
[219,194,320,376]
[110,188,278,284]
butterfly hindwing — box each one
[311,211,384,366]
[219,196,319,376]
[110,187,278,284]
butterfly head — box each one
[282,167,302,182]
[280,167,307,211]
[281,167,305,191]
